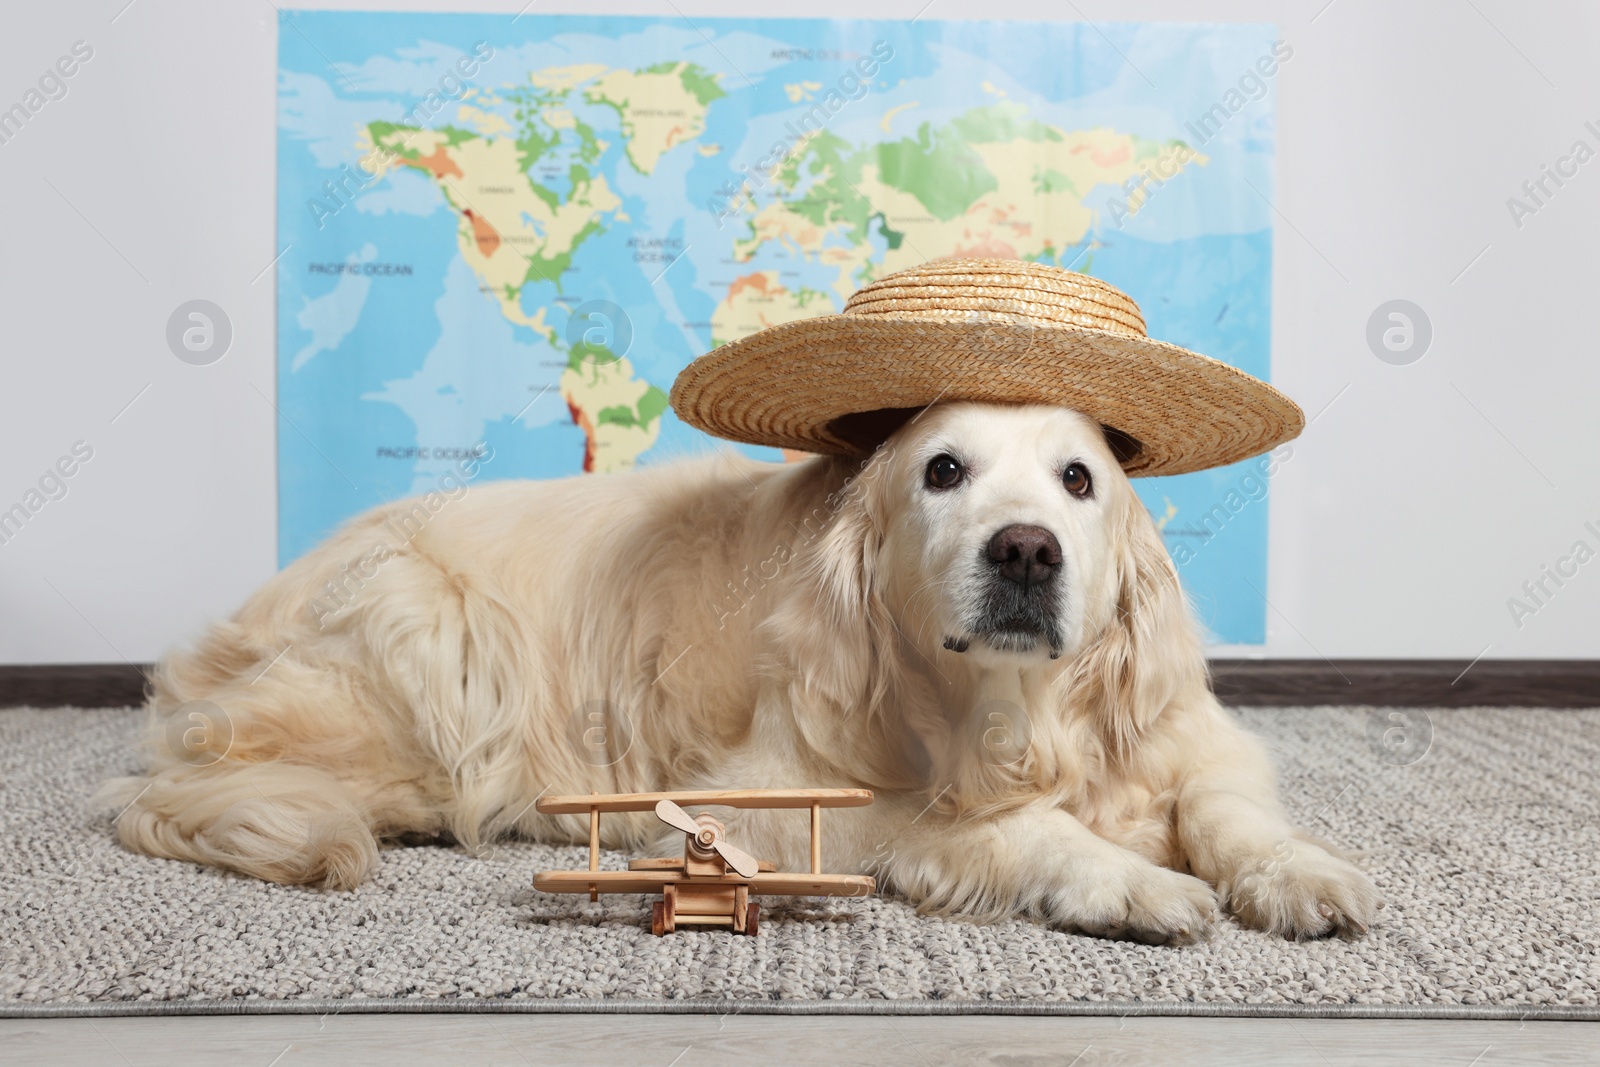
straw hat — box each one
[669,258,1303,477]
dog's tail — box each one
[95,540,549,888]
[96,761,379,889]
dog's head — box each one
[870,403,1130,664]
[770,402,1202,778]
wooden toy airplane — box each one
[532,788,875,935]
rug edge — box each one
[2,999,1595,1022]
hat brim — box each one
[669,315,1304,477]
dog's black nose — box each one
[986,525,1062,588]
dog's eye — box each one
[925,454,964,490]
[1062,463,1092,498]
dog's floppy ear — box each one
[767,462,890,711]
[762,457,926,784]
[1062,485,1205,754]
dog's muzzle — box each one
[945,524,1066,657]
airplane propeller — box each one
[654,799,759,877]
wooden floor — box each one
[0,1014,1592,1066]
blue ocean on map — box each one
[276,12,1281,643]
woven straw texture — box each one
[669,259,1304,476]
[2,705,1597,1018]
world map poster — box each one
[276,13,1281,644]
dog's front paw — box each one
[1053,860,1220,946]
[1223,839,1381,940]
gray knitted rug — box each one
[1,705,1597,1020]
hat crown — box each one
[841,258,1148,339]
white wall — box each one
[2,0,1597,664]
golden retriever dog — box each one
[103,402,1379,943]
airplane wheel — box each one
[651,901,666,936]
[743,903,759,937]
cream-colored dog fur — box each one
[102,403,1379,943]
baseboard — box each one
[0,664,150,709]
[0,660,1595,710]
[1208,659,1600,708]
